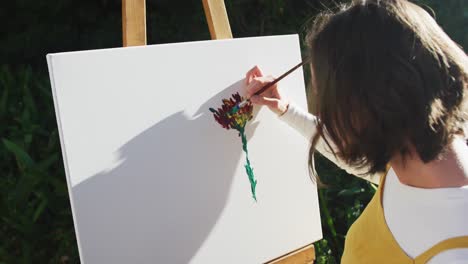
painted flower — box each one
[209,92,253,131]
[209,92,257,201]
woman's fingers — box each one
[245,78,263,98]
[250,95,280,108]
[244,66,286,114]
[244,66,287,115]
[245,66,263,85]
[246,75,276,98]
[250,95,288,115]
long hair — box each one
[306,0,468,176]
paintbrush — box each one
[230,59,310,114]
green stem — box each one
[240,127,257,201]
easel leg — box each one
[122,0,147,46]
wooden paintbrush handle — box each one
[253,59,309,96]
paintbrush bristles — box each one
[230,99,249,114]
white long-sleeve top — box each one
[278,102,468,263]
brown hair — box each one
[306,0,468,175]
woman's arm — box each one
[278,102,381,185]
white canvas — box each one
[47,34,322,264]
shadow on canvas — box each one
[71,79,260,263]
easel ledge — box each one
[121,1,316,263]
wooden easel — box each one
[121,1,316,263]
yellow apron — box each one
[341,171,468,263]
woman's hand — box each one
[245,66,289,116]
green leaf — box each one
[33,198,48,222]
[10,173,40,210]
[337,187,364,197]
[37,153,58,170]
[21,69,38,114]
[0,87,8,117]
[24,133,33,146]
[2,138,35,169]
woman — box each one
[245,0,468,263]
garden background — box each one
[1,0,466,263]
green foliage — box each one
[0,66,79,263]
[313,154,376,263]
[1,0,466,263]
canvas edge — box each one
[46,54,86,264]
[46,34,299,57]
